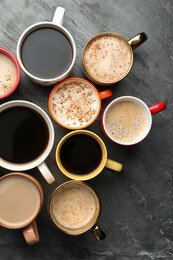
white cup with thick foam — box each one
[102,96,166,145]
[0,100,55,184]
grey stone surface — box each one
[0,0,173,259]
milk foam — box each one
[51,185,96,230]
[0,54,17,96]
[51,80,99,128]
[83,35,132,83]
[105,100,148,143]
[0,175,40,225]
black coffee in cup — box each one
[21,27,73,79]
[0,106,49,163]
[60,134,102,175]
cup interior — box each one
[0,47,20,99]
[48,180,100,235]
[48,78,101,130]
[82,32,133,85]
[0,172,43,229]
[0,100,54,171]
[56,130,107,180]
[16,22,76,82]
[102,96,152,145]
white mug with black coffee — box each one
[0,100,55,184]
[16,7,76,86]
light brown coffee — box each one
[51,184,97,230]
[0,53,17,96]
[0,175,41,226]
[105,100,148,143]
[50,80,99,128]
[83,34,132,84]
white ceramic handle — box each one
[37,162,55,184]
[52,7,65,25]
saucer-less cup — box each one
[82,32,147,86]
[0,47,20,99]
[16,7,76,86]
[48,77,112,130]
[0,172,43,245]
[102,96,166,145]
[56,130,123,181]
[0,100,55,184]
[48,180,106,240]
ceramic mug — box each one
[0,172,43,245]
[56,130,123,181]
[48,77,112,129]
[0,47,20,99]
[48,180,106,240]
[82,32,147,85]
[0,100,55,184]
[101,96,167,145]
[16,7,76,86]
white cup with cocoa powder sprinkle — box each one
[0,47,20,99]
[48,77,112,130]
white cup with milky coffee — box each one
[48,180,106,240]
[82,32,148,86]
[0,172,44,245]
[0,100,55,184]
[102,96,166,145]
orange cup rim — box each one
[48,77,101,130]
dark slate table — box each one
[0,0,172,259]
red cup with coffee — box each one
[101,96,166,145]
[0,47,20,99]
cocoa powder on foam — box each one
[0,54,17,96]
[83,35,132,83]
[51,80,99,128]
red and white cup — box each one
[101,96,166,145]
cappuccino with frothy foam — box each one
[50,79,99,128]
[50,183,98,232]
[105,100,148,143]
[83,33,132,84]
[0,54,17,96]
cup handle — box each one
[105,158,123,172]
[37,162,55,184]
[22,220,39,245]
[99,90,112,100]
[52,7,65,26]
[128,32,148,50]
[90,224,106,240]
[149,101,166,115]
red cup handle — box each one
[99,90,112,100]
[149,102,166,115]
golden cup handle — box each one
[105,159,123,172]
[90,224,106,240]
[128,32,148,50]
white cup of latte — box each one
[102,96,166,145]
